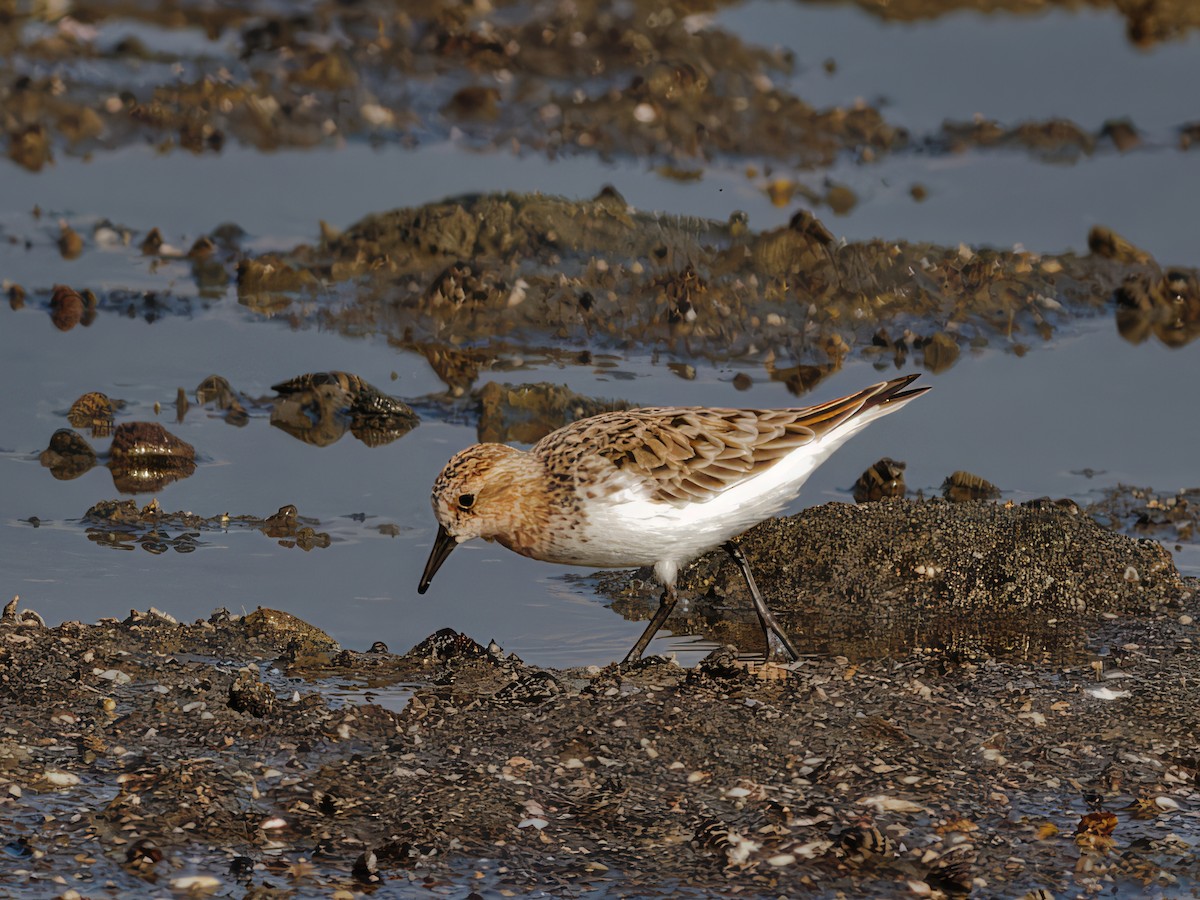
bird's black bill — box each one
[418,524,457,594]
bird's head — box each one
[418,443,528,593]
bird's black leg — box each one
[723,541,800,662]
[623,585,678,664]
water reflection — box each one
[268,371,419,448]
[1115,269,1200,348]
[81,500,332,554]
[37,370,421,499]
[39,422,197,493]
[48,285,97,331]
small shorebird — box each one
[419,374,929,663]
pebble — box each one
[170,875,221,893]
[42,770,80,787]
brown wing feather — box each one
[533,375,924,505]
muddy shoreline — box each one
[3,500,1197,897]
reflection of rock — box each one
[1089,225,1153,265]
[8,124,52,172]
[349,385,418,446]
[174,387,190,423]
[1115,269,1200,348]
[919,331,960,373]
[475,382,629,445]
[764,361,835,398]
[941,470,1000,503]
[49,285,84,331]
[603,499,1185,663]
[191,256,229,295]
[853,458,906,504]
[195,375,249,425]
[67,391,117,437]
[81,500,331,552]
[271,384,351,447]
[942,117,1095,161]
[262,504,300,538]
[349,413,417,448]
[236,255,315,314]
[422,345,490,396]
[39,429,97,481]
[270,373,418,447]
[107,422,197,494]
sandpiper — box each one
[419,374,929,662]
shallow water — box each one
[1,1,1197,670]
[2,304,1194,667]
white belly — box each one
[564,410,885,578]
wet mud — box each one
[301,199,1197,395]
[833,0,1200,46]
[602,498,1186,663]
[18,197,1193,399]
[3,500,1198,897]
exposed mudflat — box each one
[4,0,1199,174]
[14,192,1198,400]
[603,498,1187,662]
[3,500,1197,897]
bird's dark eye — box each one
[458,493,475,510]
